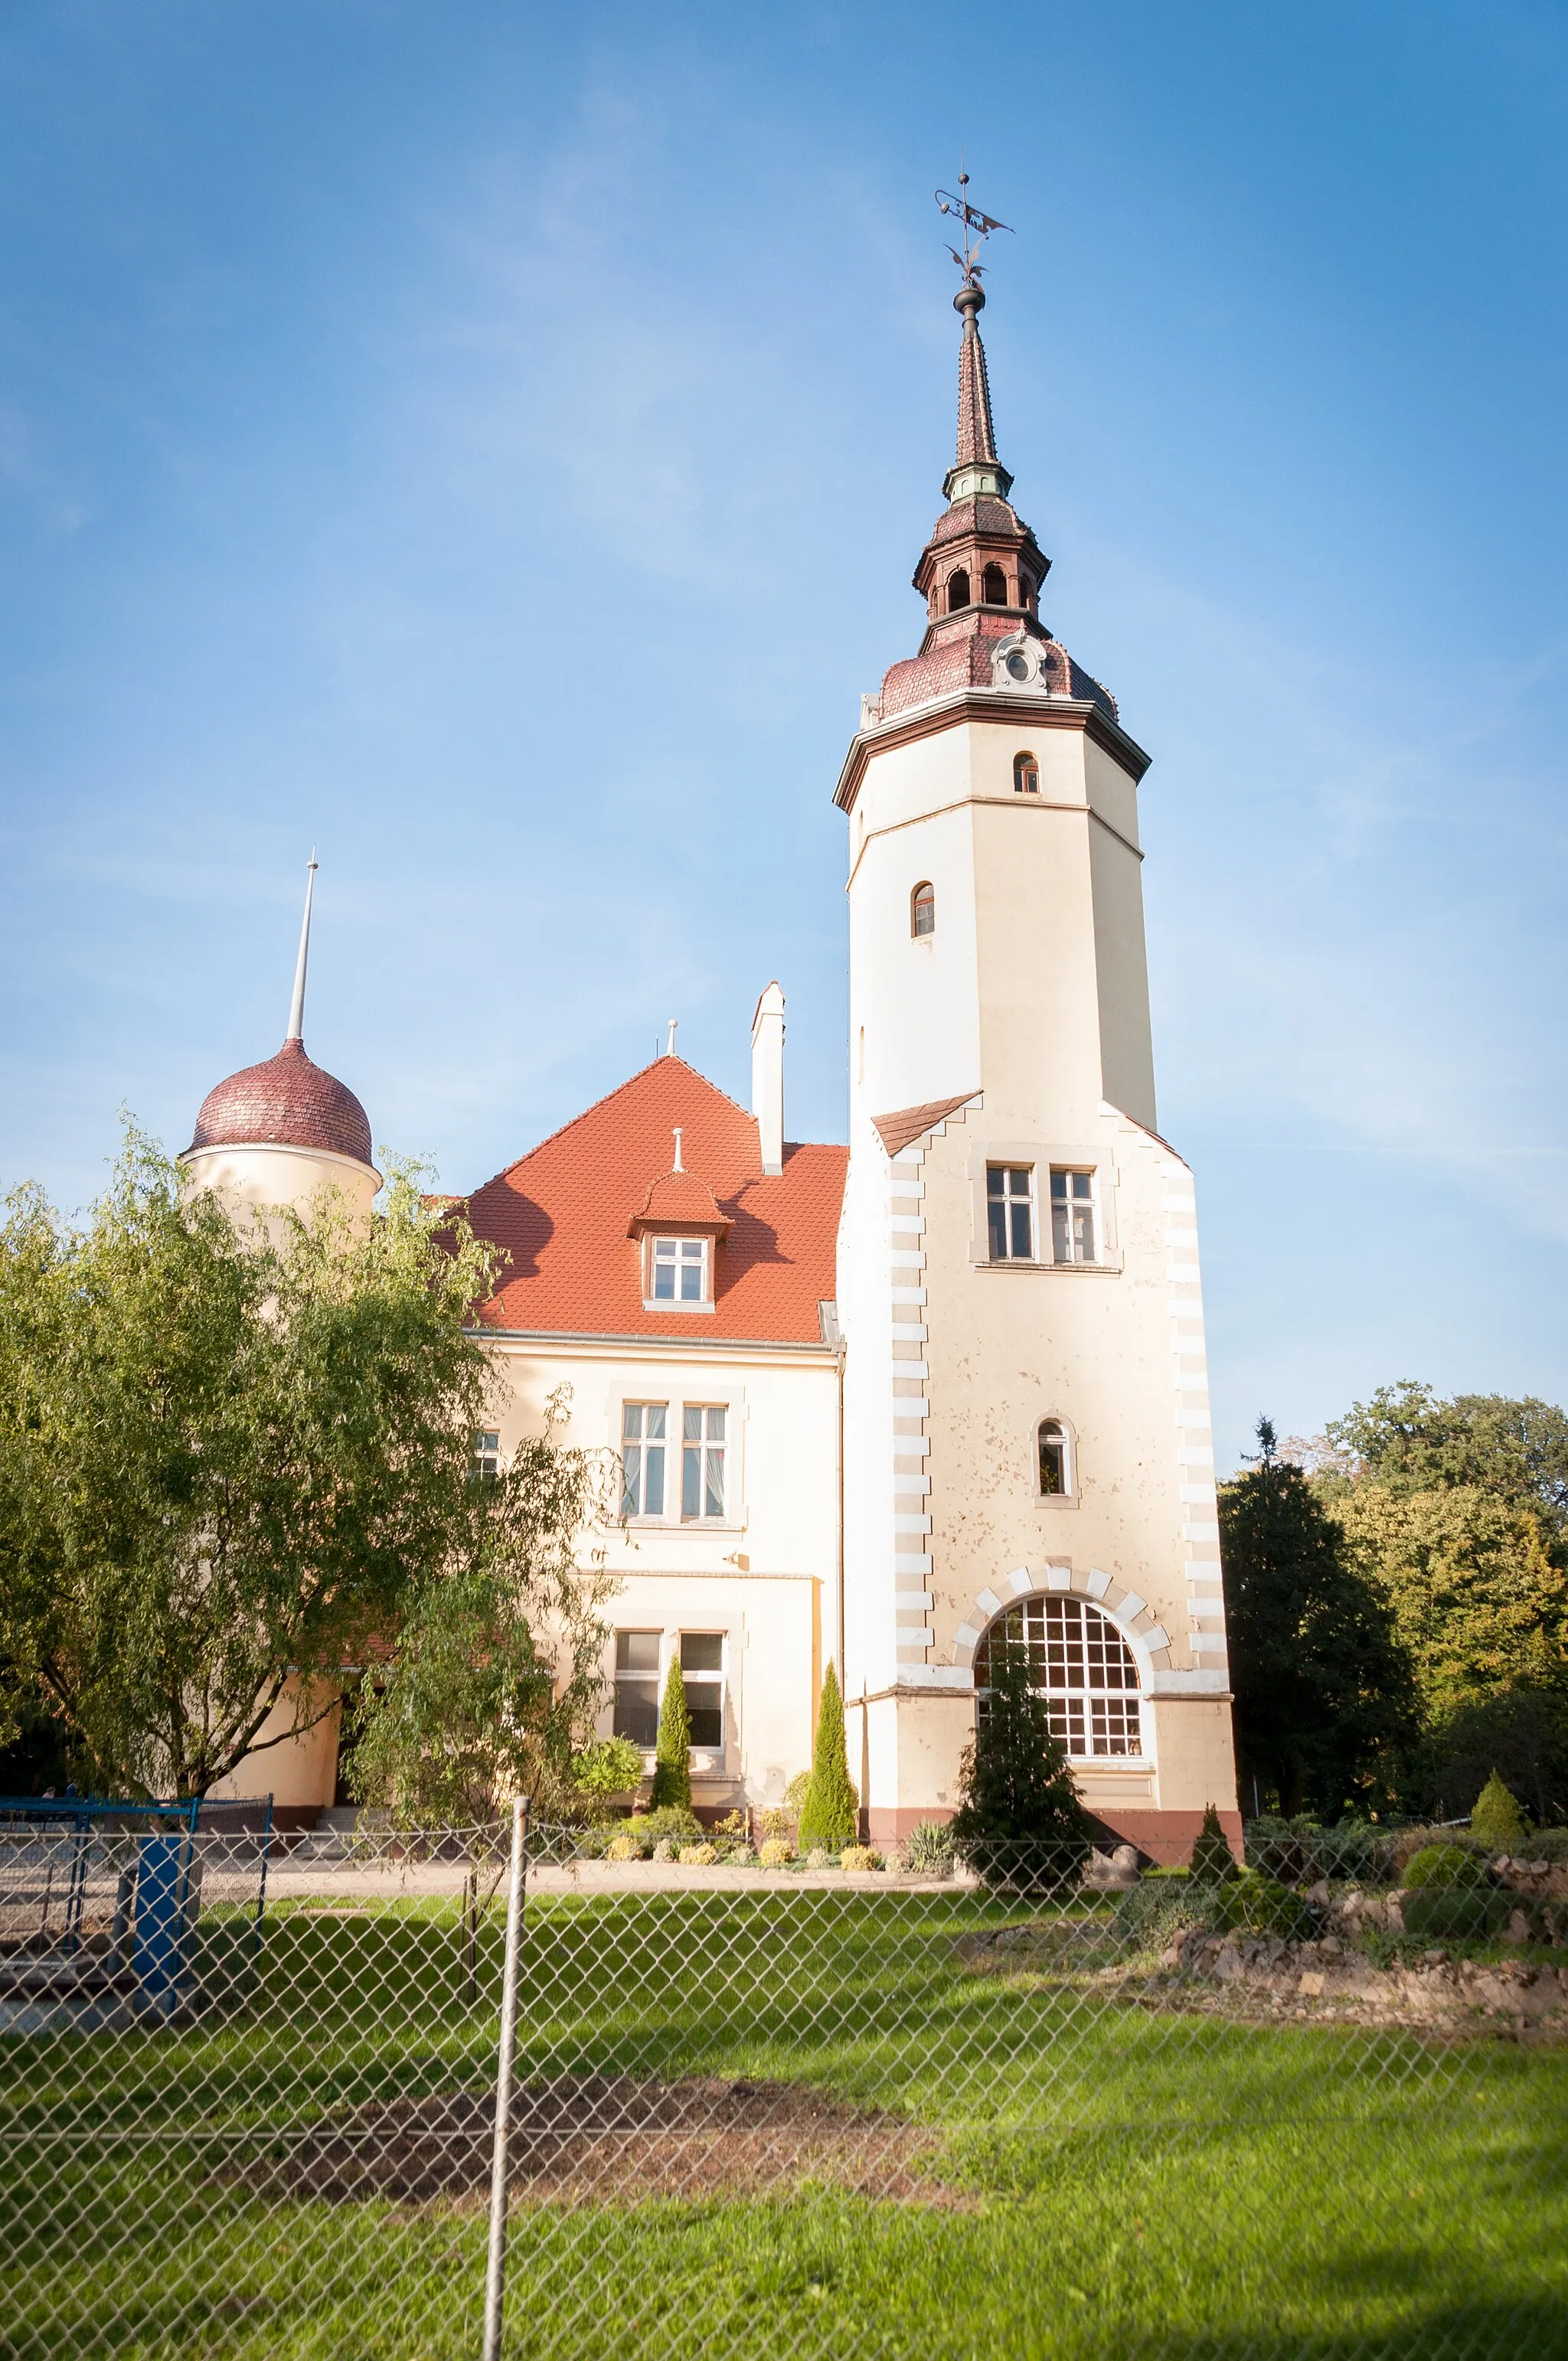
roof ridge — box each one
[466,1055,753,1196]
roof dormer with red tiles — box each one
[462,1040,847,1349]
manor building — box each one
[195,279,1238,1847]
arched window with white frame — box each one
[974,1594,1142,1758]
[1037,1418,1072,1498]
[911,880,935,939]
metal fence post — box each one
[482,1798,528,2361]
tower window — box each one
[1038,1419,1071,1497]
[986,1164,1034,1261]
[911,880,935,938]
[982,563,1008,605]
[1050,1169,1097,1264]
[975,1595,1142,1758]
[1013,750,1040,795]
[947,568,971,612]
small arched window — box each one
[911,880,935,939]
[982,563,1008,606]
[947,568,971,612]
[1038,1419,1070,1497]
[974,1595,1141,1757]
[1014,751,1040,795]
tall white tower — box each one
[835,262,1237,1850]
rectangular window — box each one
[986,1165,1034,1261]
[681,1405,727,1519]
[470,1430,501,1482]
[1049,1168,1096,1263]
[621,1403,667,1517]
[612,1631,661,1746]
[681,1632,725,1749]
[651,1236,707,1302]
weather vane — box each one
[934,164,1011,287]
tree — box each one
[1325,1382,1568,1543]
[0,1129,607,1801]
[648,1658,691,1811]
[797,1661,858,1850]
[1468,1769,1529,1850]
[1220,1419,1416,1817]
[343,1395,617,1826]
[1189,1801,1237,1883]
[1331,1483,1566,1715]
[1413,1687,1568,1829]
[949,1626,1094,1887]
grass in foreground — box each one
[1,1889,1564,2359]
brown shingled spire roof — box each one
[954,285,1000,473]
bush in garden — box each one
[1470,1770,1530,1853]
[678,1843,718,1866]
[1190,1803,1238,1884]
[758,1805,797,1843]
[727,1844,757,1866]
[648,1661,692,1811]
[1213,1871,1317,1939]
[903,1821,956,1876]
[840,1844,883,1872]
[1112,1878,1212,1952]
[805,1847,831,1869]
[1402,1887,1511,1939]
[623,1805,703,1847]
[650,1838,677,1863]
[1403,1843,1492,1890]
[798,1663,860,1852]
[759,1839,795,1869]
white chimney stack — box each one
[750,981,786,1176]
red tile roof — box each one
[185,1037,374,1165]
[627,1171,731,1237]
[464,1058,847,1345]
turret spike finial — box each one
[286,851,318,1044]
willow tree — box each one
[0,1129,609,1804]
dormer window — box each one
[651,1236,708,1303]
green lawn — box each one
[2,1887,1565,2359]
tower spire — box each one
[934,171,1013,503]
[285,851,318,1044]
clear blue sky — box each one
[3,2,1567,1471]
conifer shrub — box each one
[797,1663,859,1851]
[1403,1843,1491,1891]
[949,1628,1095,1892]
[1401,1887,1511,1939]
[648,1661,692,1811]
[1470,1770,1530,1852]
[1189,1803,1239,1885]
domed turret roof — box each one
[185,1037,373,1165]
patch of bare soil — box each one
[225,2076,969,2209]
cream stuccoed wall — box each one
[181,1141,381,1231]
[838,694,1236,1842]
[485,1335,841,1814]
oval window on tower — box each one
[1014,750,1040,795]
[911,881,936,939]
[947,568,971,612]
[982,563,1008,605]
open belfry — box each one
[188,196,1238,1847]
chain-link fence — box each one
[3,1802,1566,2359]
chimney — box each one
[750,981,785,1176]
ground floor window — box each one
[612,1632,661,1746]
[974,1595,1142,1757]
[681,1633,725,1749]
